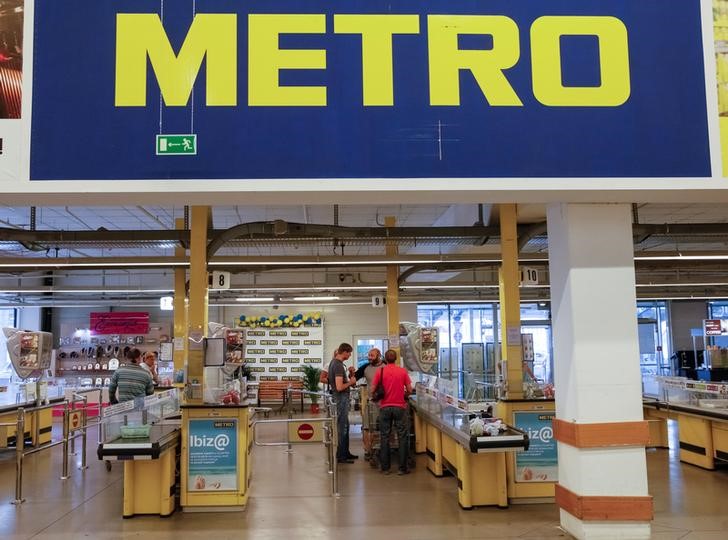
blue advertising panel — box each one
[30,0,710,180]
[514,411,557,482]
[188,418,238,491]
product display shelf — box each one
[55,321,173,387]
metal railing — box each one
[3,391,105,505]
[251,387,339,497]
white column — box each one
[547,203,650,540]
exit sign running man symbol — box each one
[156,134,197,155]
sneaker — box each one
[337,458,355,464]
[397,469,410,476]
[346,453,359,460]
[381,469,392,475]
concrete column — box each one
[547,203,651,539]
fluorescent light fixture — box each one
[634,253,728,261]
[0,288,174,294]
[401,284,499,290]
[208,255,503,267]
[291,296,340,301]
[0,257,188,269]
[219,285,387,292]
[236,297,275,302]
[636,282,728,287]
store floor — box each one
[1,419,727,539]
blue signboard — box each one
[30,0,710,180]
[188,418,238,491]
[514,411,557,482]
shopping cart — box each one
[366,400,416,470]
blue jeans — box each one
[379,406,409,471]
[335,392,350,460]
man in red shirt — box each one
[371,349,412,475]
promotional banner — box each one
[241,325,324,382]
[25,0,710,180]
[188,418,238,491]
[513,411,557,483]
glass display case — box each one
[98,388,181,460]
[655,376,728,413]
[413,379,528,453]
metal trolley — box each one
[364,396,416,470]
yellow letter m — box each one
[115,13,237,107]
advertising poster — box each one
[514,411,557,483]
[188,419,238,491]
[242,326,324,382]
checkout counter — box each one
[97,389,181,517]
[0,383,65,448]
[410,381,529,509]
[643,376,728,470]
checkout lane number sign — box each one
[188,419,238,491]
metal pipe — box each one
[330,398,339,498]
[22,438,66,456]
[286,386,294,453]
[61,403,70,480]
[33,398,40,446]
[12,407,25,505]
[21,401,63,413]
[79,395,88,470]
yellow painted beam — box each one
[174,218,188,382]
[188,206,210,404]
[498,204,523,399]
[385,216,400,363]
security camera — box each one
[339,273,345,282]
[273,304,280,310]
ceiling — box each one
[0,202,728,307]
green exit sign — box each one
[156,134,197,155]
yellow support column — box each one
[173,217,188,387]
[187,206,210,404]
[385,216,400,362]
[498,204,523,399]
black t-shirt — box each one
[328,360,348,396]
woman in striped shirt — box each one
[109,348,154,404]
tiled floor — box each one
[1,419,727,539]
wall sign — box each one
[188,419,238,491]
[23,0,710,181]
[704,319,728,336]
[89,312,150,335]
